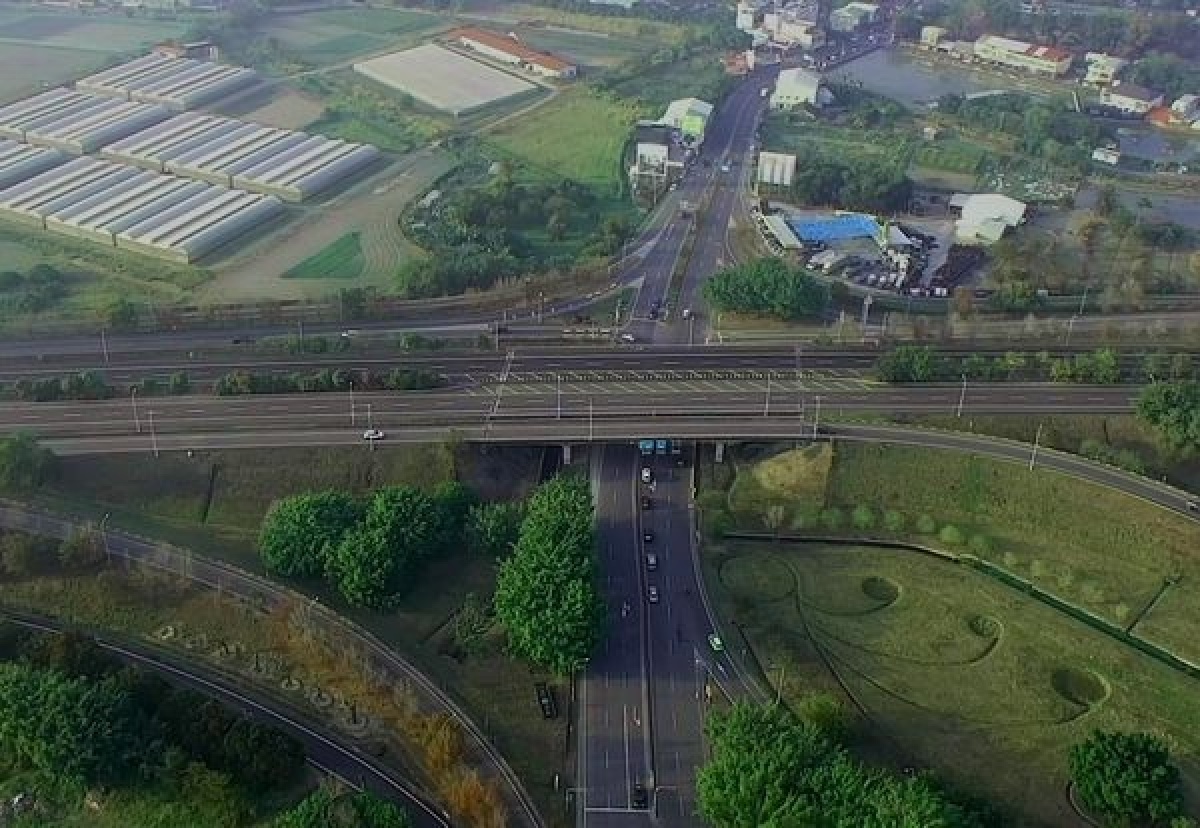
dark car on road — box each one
[633,784,649,809]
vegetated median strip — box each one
[724,532,1200,684]
[0,498,545,828]
[0,607,450,828]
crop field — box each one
[0,10,187,52]
[489,88,639,192]
[283,232,365,280]
[706,540,1200,825]
[610,51,731,112]
[355,44,537,115]
[714,442,1200,663]
[263,8,450,66]
[514,26,655,68]
[0,42,109,103]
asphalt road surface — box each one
[0,610,450,828]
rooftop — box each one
[1108,83,1160,102]
[450,27,575,72]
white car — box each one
[647,586,659,603]
[362,429,385,441]
[619,333,636,343]
[640,468,653,484]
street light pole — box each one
[588,397,594,442]
[100,327,109,365]
[795,344,803,418]
[688,313,695,347]
[1065,314,1077,347]
[350,381,356,426]
[556,373,562,420]
[1029,422,1044,471]
[763,372,771,417]
[130,386,141,433]
[813,395,821,440]
[956,373,967,418]
[148,410,159,458]
[100,512,111,564]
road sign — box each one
[655,439,668,455]
[638,439,655,455]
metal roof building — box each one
[76,53,258,110]
[0,156,283,263]
[0,138,67,190]
[0,88,170,154]
[102,111,381,201]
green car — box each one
[707,634,724,653]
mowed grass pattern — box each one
[489,89,639,191]
[821,443,1200,660]
[708,541,1200,826]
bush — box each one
[796,693,852,743]
[883,510,905,533]
[850,505,875,531]
[967,534,991,555]
[819,507,844,530]
[915,514,937,534]
[938,525,965,546]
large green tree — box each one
[703,258,830,321]
[259,491,363,578]
[1136,381,1200,455]
[1069,731,1184,826]
[494,476,603,674]
[274,785,412,828]
[326,486,441,609]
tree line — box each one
[260,483,522,610]
[214,367,444,396]
[875,345,1138,385]
[786,152,913,214]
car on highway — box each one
[632,783,649,809]
[646,553,658,571]
[643,531,654,543]
[720,162,731,173]
[619,333,636,343]
[647,586,659,603]
[1189,500,1199,513]
[707,633,724,652]
[362,429,385,441]
[641,496,653,510]
[641,468,653,484]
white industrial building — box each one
[0,88,169,154]
[770,68,828,110]
[950,193,1026,244]
[101,112,380,202]
[756,151,797,187]
[0,156,282,263]
[76,52,258,110]
[0,138,66,190]
[830,1,878,32]
[1084,52,1129,86]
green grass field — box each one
[262,8,449,66]
[609,52,730,112]
[515,26,655,68]
[283,232,365,280]
[706,540,1200,826]
[488,89,639,192]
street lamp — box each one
[956,373,967,418]
[130,386,141,433]
[147,409,159,458]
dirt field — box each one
[216,82,327,130]
[202,148,452,301]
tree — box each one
[103,297,140,331]
[0,432,56,492]
[703,258,829,321]
[58,528,106,571]
[274,785,412,828]
[1069,731,1184,825]
[1136,381,1200,454]
[326,486,440,608]
[467,501,524,558]
[875,346,943,383]
[430,480,477,557]
[259,492,363,578]
[494,476,603,675]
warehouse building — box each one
[950,192,1026,244]
[659,98,713,147]
[830,1,878,32]
[0,139,66,190]
[76,53,258,110]
[0,156,282,262]
[973,35,1072,76]
[0,88,169,154]
[770,68,829,110]
[449,27,578,79]
[101,111,380,201]
[756,151,797,187]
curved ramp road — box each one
[0,610,450,828]
[0,501,543,828]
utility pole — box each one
[350,381,356,426]
[763,372,772,417]
[956,373,967,418]
[688,313,695,347]
[100,327,109,365]
[1065,314,1077,347]
[794,344,803,418]
[588,396,594,442]
[813,395,821,440]
[100,512,111,564]
[130,386,141,433]
[148,409,159,458]
[1029,422,1044,471]
[556,373,562,420]
[860,294,873,335]
[297,318,304,344]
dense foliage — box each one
[1129,52,1200,101]
[273,785,412,828]
[788,155,912,213]
[260,484,479,608]
[0,433,56,492]
[1068,731,1184,825]
[697,702,981,828]
[0,264,68,315]
[494,476,603,675]
[1136,381,1200,454]
[703,258,830,321]
[215,367,443,395]
[876,346,1124,385]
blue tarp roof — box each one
[785,213,881,242]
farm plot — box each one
[0,43,107,104]
[354,44,537,115]
[514,26,655,69]
[707,540,1200,826]
[0,12,187,53]
[264,8,450,66]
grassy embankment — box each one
[6,444,573,828]
[283,232,365,280]
[699,441,1200,825]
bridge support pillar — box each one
[562,444,572,465]
[715,442,725,464]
